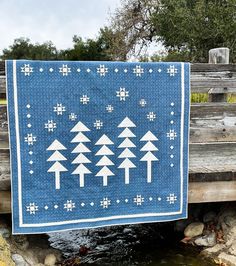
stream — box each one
[48,222,215,265]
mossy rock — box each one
[0,235,15,266]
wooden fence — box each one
[1,48,236,213]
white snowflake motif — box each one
[24,134,37,145]
[106,105,114,113]
[69,113,77,121]
[116,87,129,101]
[167,129,177,140]
[147,112,156,121]
[80,95,90,105]
[167,194,177,204]
[26,203,38,214]
[64,200,75,211]
[94,120,103,129]
[139,99,147,107]
[100,197,111,209]
[53,103,66,115]
[97,64,108,76]
[133,65,144,77]
[59,64,71,76]
[134,195,144,206]
[21,64,33,76]
[167,65,178,76]
[45,120,56,132]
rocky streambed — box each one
[1,203,236,265]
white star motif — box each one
[21,64,33,76]
[167,130,177,140]
[134,195,144,206]
[80,95,90,105]
[147,112,156,121]
[26,203,38,214]
[100,197,111,208]
[106,105,114,113]
[116,87,129,101]
[167,193,177,204]
[69,113,77,121]
[59,64,71,76]
[64,200,75,211]
[53,103,66,115]
[94,120,103,129]
[139,99,147,107]
[24,134,37,145]
[97,64,108,76]
[133,65,144,77]
[167,65,178,76]
[45,120,57,132]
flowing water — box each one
[48,223,215,265]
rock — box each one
[0,227,10,238]
[194,232,216,247]
[44,253,57,266]
[12,254,29,266]
[201,244,225,256]
[203,211,216,223]
[12,235,29,251]
[184,222,204,238]
[218,252,236,266]
[228,240,236,256]
[0,235,15,266]
[123,228,133,234]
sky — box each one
[0,0,121,53]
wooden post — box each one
[208,48,229,102]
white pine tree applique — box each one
[95,134,115,186]
[118,117,136,184]
[71,121,92,187]
[140,131,159,183]
[47,140,68,189]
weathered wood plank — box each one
[1,62,236,93]
[2,181,236,213]
[0,191,11,213]
[1,143,236,191]
[188,181,236,203]
[2,103,236,146]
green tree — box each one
[110,0,236,62]
[1,38,59,60]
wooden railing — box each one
[1,48,236,213]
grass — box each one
[0,99,7,104]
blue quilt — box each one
[6,60,190,234]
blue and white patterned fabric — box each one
[6,60,190,234]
